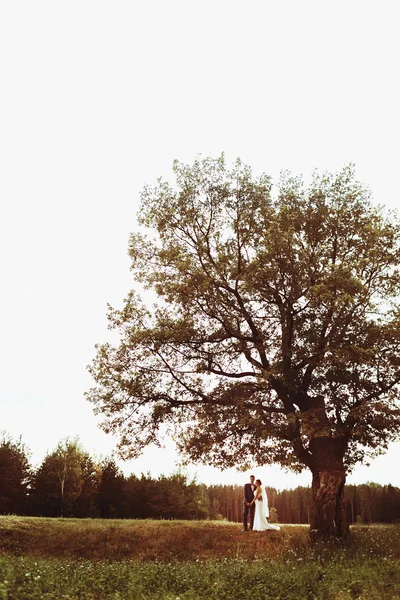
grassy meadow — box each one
[1,516,400,599]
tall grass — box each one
[1,517,400,599]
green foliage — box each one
[30,438,98,517]
[73,452,99,518]
[86,156,400,480]
[98,457,125,518]
[0,432,31,515]
[122,473,210,520]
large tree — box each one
[87,156,400,540]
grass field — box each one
[1,517,399,599]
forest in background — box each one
[1,433,399,524]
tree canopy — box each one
[86,156,400,538]
[31,437,97,517]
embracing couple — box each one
[243,475,280,532]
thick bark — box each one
[310,468,349,542]
[295,396,350,541]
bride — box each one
[251,479,281,531]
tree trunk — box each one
[310,468,349,542]
[60,476,65,517]
[304,399,350,542]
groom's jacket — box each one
[244,483,256,504]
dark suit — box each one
[243,483,256,530]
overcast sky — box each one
[1,1,399,490]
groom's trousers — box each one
[243,501,255,530]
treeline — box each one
[207,483,400,525]
[1,433,400,523]
[0,434,210,519]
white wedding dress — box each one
[253,486,281,531]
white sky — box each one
[1,1,399,490]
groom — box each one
[242,475,256,531]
